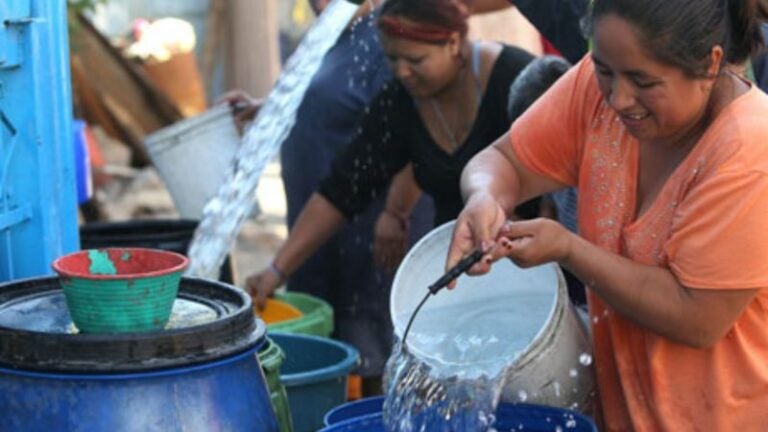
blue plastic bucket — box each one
[324,396,384,426]
[269,332,359,432]
[319,402,597,432]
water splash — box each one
[382,297,552,431]
[383,340,504,432]
[186,0,360,279]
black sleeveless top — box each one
[318,45,534,225]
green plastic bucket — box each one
[259,337,293,432]
[269,292,333,337]
[52,248,187,333]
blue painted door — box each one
[0,0,78,282]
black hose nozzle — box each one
[427,249,485,294]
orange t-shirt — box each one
[510,57,768,431]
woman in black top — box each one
[319,43,532,225]
[246,0,533,388]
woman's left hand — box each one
[491,218,575,268]
[373,211,409,273]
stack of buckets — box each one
[259,292,359,432]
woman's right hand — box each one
[244,268,282,309]
[215,90,263,134]
[445,193,509,286]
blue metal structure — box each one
[0,0,78,282]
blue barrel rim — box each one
[0,340,265,381]
[319,402,597,432]
[268,331,359,386]
[324,396,385,426]
[0,276,264,372]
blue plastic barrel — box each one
[319,401,597,432]
[0,277,280,431]
[269,332,359,432]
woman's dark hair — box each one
[379,0,471,37]
[584,0,766,77]
[507,56,572,120]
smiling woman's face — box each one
[591,14,720,145]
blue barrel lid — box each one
[0,276,264,372]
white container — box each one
[391,221,594,411]
[144,105,239,219]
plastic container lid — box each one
[0,276,263,372]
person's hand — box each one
[493,218,574,268]
[373,210,409,273]
[215,90,263,134]
[244,267,282,309]
[445,193,509,287]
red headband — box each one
[377,16,454,44]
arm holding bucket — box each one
[446,131,565,279]
[245,193,345,308]
[449,132,761,348]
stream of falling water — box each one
[383,295,554,431]
[185,0,360,279]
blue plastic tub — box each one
[319,402,597,431]
[269,332,359,432]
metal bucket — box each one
[143,105,239,219]
[390,221,594,411]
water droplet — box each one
[579,353,593,366]
[518,390,528,402]
[569,368,578,378]
[566,419,577,428]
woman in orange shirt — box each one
[447,0,768,430]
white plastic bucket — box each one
[144,105,239,219]
[391,221,594,411]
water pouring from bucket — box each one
[186,0,368,280]
[383,221,594,430]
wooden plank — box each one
[70,13,183,133]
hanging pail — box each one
[390,221,594,411]
[259,337,294,432]
[0,276,279,431]
[144,105,240,219]
[270,332,359,432]
[318,402,596,431]
[268,292,334,337]
[79,219,236,284]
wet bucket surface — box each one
[0,276,279,431]
[319,401,597,431]
[390,222,594,410]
